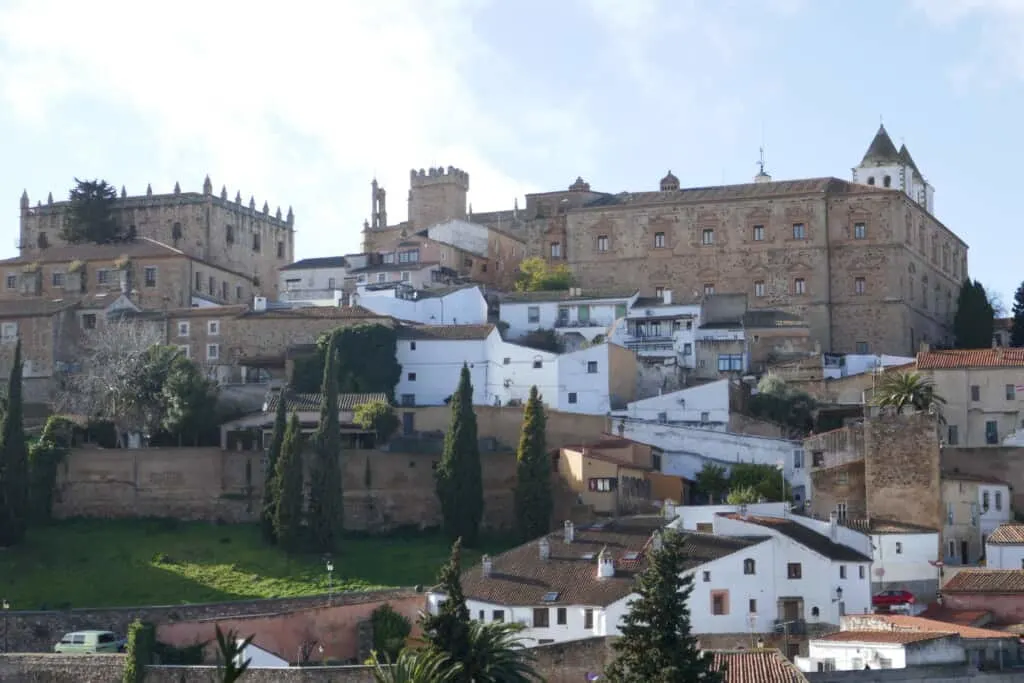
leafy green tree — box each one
[0,340,28,546]
[514,257,574,292]
[695,462,729,504]
[261,395,288,544]
[354,400,400,443]
[1011,281,1024,348]
[873,370,947,417]
[513,386,551,542]
[214,624,254,683]
[726,486,760,505]
[28,415,72,525]
[605,530,724,683]
[308,334,345,553]
[273,413,305,552]
[953,279,995,349]
[368,648,458,683]
[122,619,155,683]
[746,374,816,438]
[371,603,413,662]
[421,539,472,666]
[435,365,483,546]
[160,352,219,445]
[292,324,402,399]
[62,178,125,244]
[728,462,789,502]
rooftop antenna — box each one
[758,147,767,176]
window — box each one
[527,306,540,323]
[948,425,959,445]
[948,539,956,558]
[855,341,869,354]
[702,571,711,582]
[97,269,111,285]
[597,235,609,252]
[568,392,578,404]
[792,223,806,240]
[996,491,1003,511]
[683,342,692,355]
[400,394,415,407]
[194,271,202,290]
[787,562,802,579]
[836,502,848,522]
[252,232,261,252]
[207,320,220,336]
[839,565,847,579]
[52,271,65,287]
[492,610,504,622]
[236,285,243,301]
[655,286,664,298]
[142,266,157,287]
[859,565,866,578]
[717,354,743,372]
[854,222,866,239]
[583,609,594,629]
[752,225,764,241]
[793,449,804,468]
[206,343,220,361]
[401,271,410,282]
[556,608,567,625]
[654,232,665,248]
[225,225,234,244]
[743,558,756,575]
[177,345,191,358]
[588,478,616,492]
[701,228,714,245]
[177,322,190,337]
[208,276,215,294]
[986,420,999,445]
[867,176,875,185]
[407,372,417,382]
[550,242,562,258]
[711,591,728,616]
[221,281,228,300]
[587,361,598,374]
[533,608,549,628]
[5,274,15,289]
[854,277,865,294]
[533,359,543,369]
[409,342,417,351]
[794,278,806,295]
[837,471,849,485]
[947,503,954,524]
[502,357,510,365]
[971,385,980,401]
[749,599,757,614]
[277,241,285,258]
[883,175,891,188]
[81,313,97,330]
[703,283,715,296]
[700,411,710,422]
[1008,384,1017,400]
[754,280,765,297]
[376,273,387,283]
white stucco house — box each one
[394,324,638,414]
[352,284,487,325]
[277,256,349,306]
[821,353,916,380]
[842,519,940,600]
[612,378,731,424]
[796,630,965,672]
[609,291,701,367]
[984,523,1024,569]
[499,288,640,345]
[977,481,1013,539]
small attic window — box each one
[622,551,640,561]
[541,591,560,602]
[581,552,596,560]
[883,175,892,188]
[867,177,875,186]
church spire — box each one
[860,124,901,166]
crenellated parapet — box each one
[409,165,470,191]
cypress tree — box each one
[1010,281,1024,348]
[435,364,483,546]
[0,340,28,547]
[308,333,345,552]
[273,413,304,552]
[605,530,724,683]
[260,394,288,544]
[953,279,995,349]
[513,386,552,542]
[420,538,471,664]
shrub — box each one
[371,603,412,661]
[122,619,155,683]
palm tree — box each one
[873,371,946,417]
[459,621,542,683]
[368,648,459,683]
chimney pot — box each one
[481,554,493,577]
[563,520,575,543]
[539,537,551,561]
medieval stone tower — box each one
[407,166,469,230]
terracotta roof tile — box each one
[709,649,810,683]
[943,570,1024,594]
[458,518,767,608]
[917,348,1024,369]
[396,324,495,341]
[988,524,1024,545]
[718,514,872,562]
[917,605,992,626]
[840,518,938,534]
[265,392,388,413]
[941,470,1008,485]
[851,613,1017,639]
[817,630,951,645]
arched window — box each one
[883,175,892,188]
[867,177,875,186]
[743,558,756,575]
[811,606,820,618]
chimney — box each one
[919,341,930,354]
[597,547,615,579]
[662,289,672,305]
[481,554,493,577]
[829,511,838,541]
[538,536,550,561]
[253,296,268,312]
[563,520,575,544]
[651,529,664,552]
[739,504,749,520]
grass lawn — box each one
[0,519,514,610]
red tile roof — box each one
[817,630,951,645]
[709,649,810,682]
[987,524,1024,545]
[943,569,1024,594]
[917,348,1024,369]
[941,470,1009,485]
[917,605,992,626]
[847,613,1016,640]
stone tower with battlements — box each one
[407,166,469,230]
[18,177,295,298]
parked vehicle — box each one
[53,630,125,654]
[872,589,915,607]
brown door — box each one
[960,541,969,565]
[781,599,800,622]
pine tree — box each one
[435,364,483,546]
[605,530,724,683]
[308,333,345,552]
[273,413,305,552]
[1010,281,1024,348]
[513,386,552,542]
[260,394,288,544]
[953,279,995,349]
[420,538,472,664]
[0,340,29,547]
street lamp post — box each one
[3,599,10,653]
[326,560,334,602]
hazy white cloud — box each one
[0,0,590,255]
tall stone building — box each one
[17,176,294,299]
[363,127,968,356]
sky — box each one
[1,0,1022,308]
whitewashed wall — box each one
[616,380,730,423]
[356,286,487,325]
[986,542,1024,570]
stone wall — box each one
[942,447,1024,511]
[0,636,615,683]
[2,589,417,654]
[864,414,943,532]
[406,404,612,450]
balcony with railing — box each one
[623,337,677,355]
[280,288,344,303]
[554,317,613,330]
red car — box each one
[872,590,915,607]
